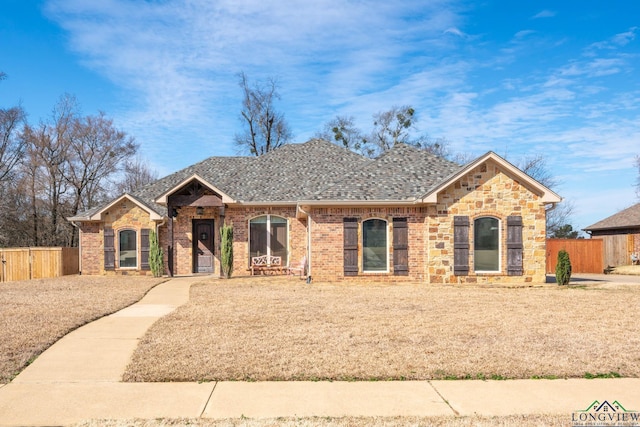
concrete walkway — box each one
[0,276,639,425]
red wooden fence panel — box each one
[546,239,603,274]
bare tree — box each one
[315,115,365,152]
[367,105,416,156]
[234,72,292,156]
[0,105,26,183]
[517,154,574,236]
[319,106,452,159]
[0,72,27,184]
[21,95,78,246]
[65,112,138,216]
[115,156,158,194]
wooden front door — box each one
[193,220,214,273]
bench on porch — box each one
[250,255,284,275]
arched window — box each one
[362,218,388,272]
[249,215,288,262]
[119,229,137,268]
[474,217,500,272]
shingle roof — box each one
[584,203,640,231]
[310,143,462,201]
[219,139,372,202]
[73,139,465,219]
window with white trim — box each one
[362,218,388,272]
[119,229,137,268]
[249,215,288,262]
[474,217,500,272]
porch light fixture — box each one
[219,205,225,217]
[196,206,204,215]
[171,208,179,218]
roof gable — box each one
[154,174,237,205]
[67,194,164,222]
[420,151,562,204]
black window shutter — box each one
[140,229,150,270]
[393,218,408,275]
[104,227,115,270]
[507,215,523,276]
[453,216,469,275]
[343,218,358,276]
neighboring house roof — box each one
[69,138,561,222]
[584,203,640,231]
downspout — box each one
[70,221,82,275]
[545,202,558,237]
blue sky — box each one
[1,0,639,232]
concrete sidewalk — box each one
[0,276,638,425]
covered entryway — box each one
[193,219,215,273]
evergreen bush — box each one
[149,229,164,277]
[220,223,234,279]
[555,249,572,286]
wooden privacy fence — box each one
[0,247,79,282]
[546,239,603,274]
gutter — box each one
[294,198,420,207]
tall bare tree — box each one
[234,72,292,156]
[21,94,77,246]
[65,112,138,216]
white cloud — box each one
[40,0,640,228]
[532,10,556,19]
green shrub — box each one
[149,229,164,277]
[220,223,234,279]
[555,249,572,286]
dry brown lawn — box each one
[0,275,165,383]
[75,414,567,427]
[124,277,640,382]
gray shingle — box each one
[584,203,640,231]
[311,143,462,201]
[73,139,463,219]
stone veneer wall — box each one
[428,159,547,284]
[79,203,158,275]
